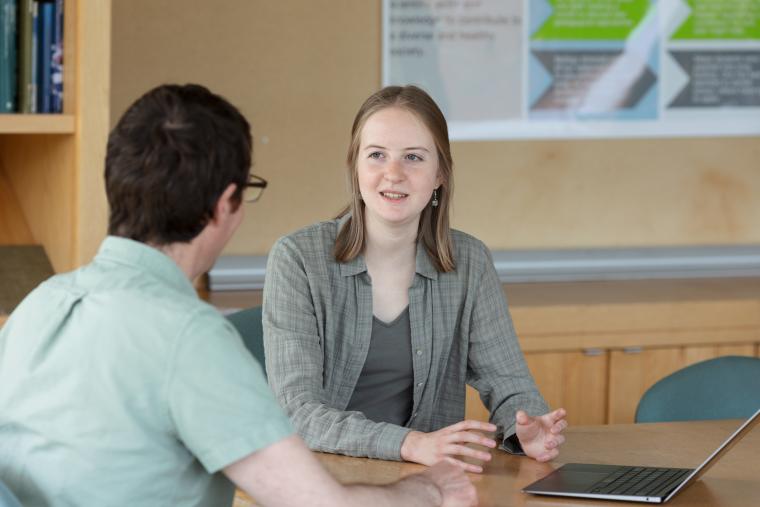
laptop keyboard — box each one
[587,466,693,498]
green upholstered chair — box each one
[226,306,266,377]
[635,355,760,423]
[0,480,22,507]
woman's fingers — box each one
[535,448,560,462]
[445,430,497,448]
[547,408,567,424]
[404,424,500,470]
[443,420,497,434]
[550,419,568,434]
[414,420,506,471]
[445,444,493,462]
[544,434,566,449]
[433,423,498,470]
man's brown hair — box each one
[105,84,252,245]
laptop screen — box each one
[665,407,760,501]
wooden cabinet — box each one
[464,351,609,426]
[465,278,760,425]
[607,347,685,424]
[524,350,608,425]
[683,343,757,364]
[0,0,110,273]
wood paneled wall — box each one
[110,1,760,256]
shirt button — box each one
[416,349,422,355]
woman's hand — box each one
[400,420,498,473]
[515,408,568,462]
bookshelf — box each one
[0,0,110,275]
[0,167,33,243]
[0,114,75,133]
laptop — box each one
[522,407,760,504]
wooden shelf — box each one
[0,114,75,134]
[0,168,34,244]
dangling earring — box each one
[431,189,439,207]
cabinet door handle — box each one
[623,346,643,354]
[583,348,604,356]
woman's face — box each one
[357,106,442,230]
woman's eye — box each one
[368,152,383,160]
[406,153,423,162]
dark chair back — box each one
[226,306,266,377]
[636,355,760,423]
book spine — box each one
[51,0,62,112]
[36,0,52,113]
[17,0,32,112]
[28,0,37,112]
[0,0,18,112]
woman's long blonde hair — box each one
[334,85,455,272]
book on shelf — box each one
[17,0,35,112]
[6,0,63,115]
[51,0,62,112]
[36,0,52,112]
[0,0,17,112]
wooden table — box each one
[235,419,760,506]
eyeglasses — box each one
[243,174,268,203]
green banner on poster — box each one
[532,0,651,40]
[672,0,760,40]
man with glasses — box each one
[0,84,476,507]
[244,173,268,203]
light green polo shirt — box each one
[0,237,293,507]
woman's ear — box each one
[436,167,444,188]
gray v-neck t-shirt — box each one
[346,307,414,426]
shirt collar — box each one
[95,236,197,296]
[414,243,439,280]
[336,216,439,281]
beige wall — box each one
[111,0,760,255]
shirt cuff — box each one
[500,433,526,456]
[375,423,414,461]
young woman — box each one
[263,86,567,472]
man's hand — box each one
[515,408,568,462]
[226,435,477,507]
[421,461,478,507]
[400,420,497,473]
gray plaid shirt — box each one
[263,218,548,460]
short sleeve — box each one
[166,312,294,473]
